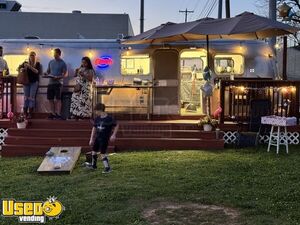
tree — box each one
[255,0,300,45]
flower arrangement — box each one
[16,114,26,123]
[13,113,27,129]
[198,116,219,127]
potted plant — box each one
[198,116,218,132]
[16,113,27,129]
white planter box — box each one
[203,124,213,132]
[17,122,27,129]
[261,116,297,127]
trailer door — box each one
[153,49,179,115]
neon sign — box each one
[94,56,113,69]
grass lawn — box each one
[0,146,300,225]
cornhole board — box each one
[37,147,81,174]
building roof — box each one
[0,11,134,39]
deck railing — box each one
[220,79,300,124]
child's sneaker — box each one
[102,167,112,174]
[84,162,97,170]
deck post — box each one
[282,36,288,80]
[220,80,225,124]
[295,83,300,124]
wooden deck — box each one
[0,119,224,157]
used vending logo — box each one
[1,196,64,223]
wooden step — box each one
[1,145,115,157]
[120,123,199,131]
[26,120,93,130]
[7,128,218,139]
[8,128,91,137]
[115,138,224,151]
[5,136,91,146]
[23,120,199,130]
[117,130,218,139]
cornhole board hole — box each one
[37,147,81,174]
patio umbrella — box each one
[125,12,298,43]
[124,12,299,65]
[123,12,299,115]
[123,18,216,45]
[124,22,176,45]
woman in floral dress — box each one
[70,57,95,119]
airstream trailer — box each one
[0,39,275,117]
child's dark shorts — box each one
[93,138,109,154]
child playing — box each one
[85,103,119,173]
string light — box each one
[239,86,245,92]
[281,87,288,93]
[231,86,296,94]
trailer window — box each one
[180,50,207,80]
[121,54,150,75]
[214,54,244,76]
[3,54,28,76]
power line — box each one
[206,0,218,17]
[199,0,212,18]
[191,0,204,21]
[202,0,214,18]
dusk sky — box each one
[18,0,259,34]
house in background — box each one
[278,46,300,81]
[0,0,136,115]
[0,0,134,39]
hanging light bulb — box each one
[88,48,93,58]
[239,42,243,51]
[26,44,30,52]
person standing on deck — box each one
[70,56,94,119]
[18,51,42,119]
[44,48,67,120]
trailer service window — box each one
[214,54,244,76]
[3,54,28,76]
[121,54,150,75]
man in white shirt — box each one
[0,46,9,76]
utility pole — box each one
[218,0,223,19]
[225,0,230,18]
[269,0,277,50]
[140,0,144,33]
[179,8,194,23]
